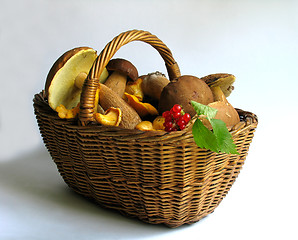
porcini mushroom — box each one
[201,85,240,129]
[209,85,240,127]
[104,58,138,98]
[74,68,109,89]
[141,71,170,101]
[158,75,214,117]
[97,83,141,129]
[94,107,122,126]
[45,47,98,111]
[201,73,236,98]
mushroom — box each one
[97,83,141,129]
[74,68,109,89]
[201,73,235,98]
[152,116,165,130]
[45,47,98,111]
[55,103,80,119]
[125,78,144,101]
[96,103,105,114]
[135,117,167,131]
[94,107,122,127]
[141,71,170,101]
[104,58,138,98]
[135,121,154,131]
[124,93,158,118]
[158,75,214,117]
[201,85,240,129]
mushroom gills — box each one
[201,73,236,98]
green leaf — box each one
[210,119,239,154]
[190,100,239,155]
[192,119,219,153]
[191,101,217,120]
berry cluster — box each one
[162,104,191,132]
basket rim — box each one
[33,91,258,141]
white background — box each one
[0,0,297,239]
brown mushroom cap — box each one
[208,101,240,128]
[158,75,214,117]
[141,71,170,100]
[106,58,138,82]
[201,73,235,98]
[201,85,240,129]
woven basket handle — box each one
[79,29,181,125]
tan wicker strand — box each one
[79,29,181,125]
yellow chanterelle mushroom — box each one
[94,107,122,126]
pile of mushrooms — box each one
[45,47,240,131]
[95,58,240,131]
[95,59,166,129]
[92,58,174,130]
[200,74,240,129]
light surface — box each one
[0,0,297,239]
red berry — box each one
[179,124,186,130]
[164,116,172,123]
[164,121,173,129]
[162,107,190,132]
[177,119,186,128]
[178,119,185,125]
[172,111,181,120]
[182,113,191,123]
[177,115,184,122]
[172,104,182,113]
[165,126,173,132]
[171,126,178,131]
[162,111,171,119]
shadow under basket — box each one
[33,92,257,228]
[34,29,258,228]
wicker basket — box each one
[33,30,258,228]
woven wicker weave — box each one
[33,30,258,228]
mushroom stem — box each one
[75,68,109,90]
[211,86,228,103]
[74,72,88,89]
[98,83,141,129]
[104,71,127,97]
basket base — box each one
[61,169,238,228]
[69,184,214,228]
